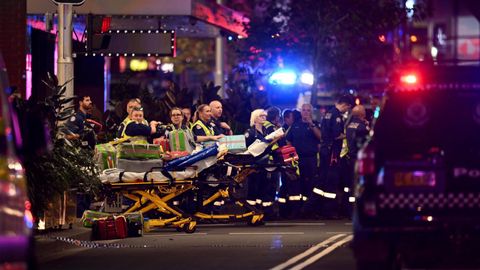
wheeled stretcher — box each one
[99,145,224,233]
[190,153,297,226]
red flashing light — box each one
[101,17,112,33]
[400,74,418,84]
[378,35,386,43]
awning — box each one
[27,0,249,37]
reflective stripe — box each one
[302,196,308,201]
[344,187,350,193]
[192,120,213,136]
[349,197,356,203]
[278,198,287,203]
[289,195,302,201]
[173,201,180,206]
[256,199,263,204]
[246,200,256,206]
[340,136,348,158]
[312,188,337,199]
[262,202,273,207]
[120,118,148,144]
[214,201,222,206]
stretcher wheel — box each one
[248,214,264,226]
[176,224,184,232]
[184,221,197,234]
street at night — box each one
[1,0,480,269]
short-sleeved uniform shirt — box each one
[346,117,369,159]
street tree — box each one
[233,0,428,104]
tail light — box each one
[357,146,375,175]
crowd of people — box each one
[64,94,371,220]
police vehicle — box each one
[0,52,35,269]
[351,64,480,269]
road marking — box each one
[325,231,351,234]
[344,222,352,225]
[269,233,347,270]
[289,235,353,270]
[229,232,305,235]
[144,233,208,237]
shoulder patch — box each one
[70,116,76,122]
[325,113,332,119]
[196,125,202,129]
[244,132,249,138]
[336,117,341,123]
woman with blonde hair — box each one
[244,109,277,213]
[191,104,224,142]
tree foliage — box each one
[233,0,428,102]
[16,73,100,217]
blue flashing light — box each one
[374,106,380,118]
[227,36,233,41]
[269,70,297,85]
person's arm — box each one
[219,122,233,135]
[309,122,322,141]
[125,122,152,137]
[195,134,224,142]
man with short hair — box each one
[65,95,95,147]
[209,100,233,135]
[286,104,322,215]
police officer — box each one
[286,104,322,217]
[191,104,224,143]
[209,100,233,135]
[64,95,96,148]
[339,105,369,217]
[315,95,352,219]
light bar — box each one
[269,70,297,85]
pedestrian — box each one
[209,100,233,135]
[285,104,322,217]
[314,95,353,219]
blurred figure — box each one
[209,100,233,135]
[181,107,193,128]
[277,109,295,218]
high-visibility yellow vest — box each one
[340,128,349,158]
[263,121,279,151]
[191,120,214,136]
[120,119,148,144]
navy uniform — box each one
[244,126,273,208]
[339,117,369,217]
[315,107,345,217]
[211,117,230,135]
[285,120,320,206]
[65,111,96,148]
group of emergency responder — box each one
[64,94,370,220]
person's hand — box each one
[213,134,225,141]
[150,120,159,126]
